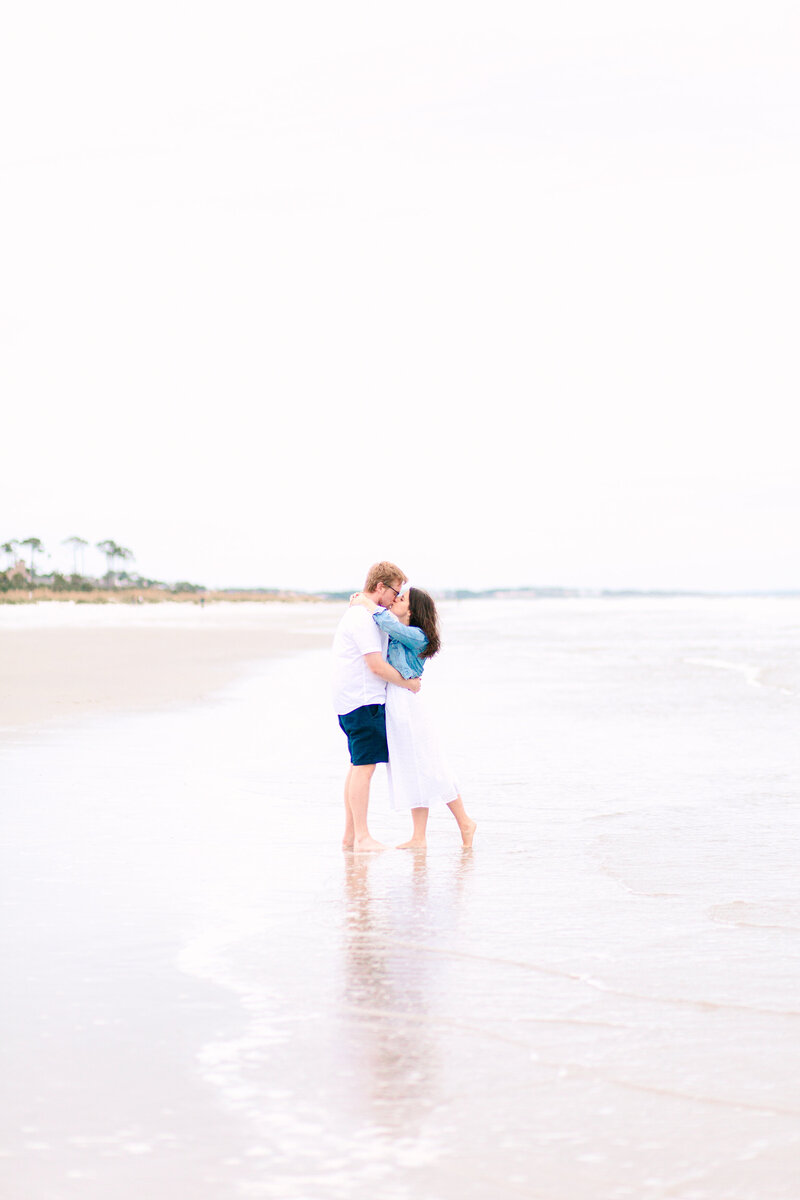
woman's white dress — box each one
[385,683,459,811]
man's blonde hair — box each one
[364,561,406,592]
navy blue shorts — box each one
[338,703,389,766]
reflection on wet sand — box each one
[340,851,474,1136]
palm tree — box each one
[96,539,119,584]
[63,536,89,576]
[114,546,135,583]
[1,540,18,571]
[96,540,135,585]
[20,537,45,578]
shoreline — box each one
[0,588,325,605]
[0,601,338,738]
[3,587,799,607]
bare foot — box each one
[397,838,427,850]
[459,818,477,849]
[354,835,387,853]
[342,839,355,851]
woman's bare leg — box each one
[447,795,477,848]
[397,807,428,850]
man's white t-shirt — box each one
[331,606,389,715]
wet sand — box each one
[1,598,798,1199]
[0,602,334,735]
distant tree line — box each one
[0,536,154,592]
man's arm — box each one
[364,652,421,693]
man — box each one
[332,560,421,852]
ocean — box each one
[1,597,798,1199]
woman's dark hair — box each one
[408,588,441,659]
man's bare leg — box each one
[397,806,428,850]
[347,763,387,852]
[342,767,355,850]
[447,795,477,848]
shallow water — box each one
[1,598,799,1198]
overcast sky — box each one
[2,1,797,592]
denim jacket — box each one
[373,608,428,679]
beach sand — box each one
[0,601,333,735]
[1,601,344,1198]
[1,597,798,1199]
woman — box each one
[350,587,476,850]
